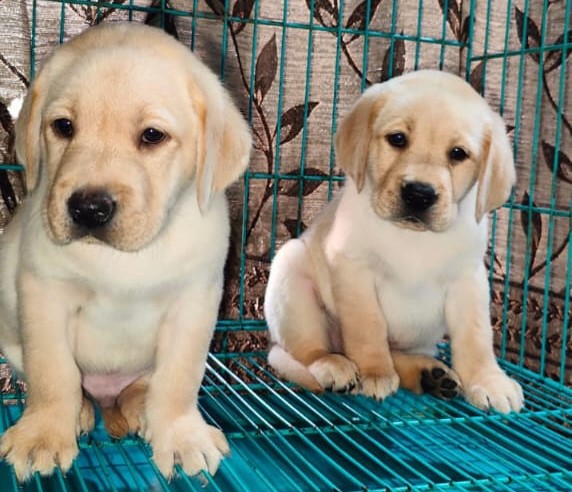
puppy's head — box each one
[15,22,251,251]
[334,70,515,231]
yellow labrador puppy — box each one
[0,23,251,480]
[265,70,523,413]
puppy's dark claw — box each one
[333,381,357,393]
[344,381,357,393]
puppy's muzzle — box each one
[67,189,116,231]
[400,182,438,213]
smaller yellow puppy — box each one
[265,70,523,413]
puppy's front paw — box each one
[149,413,230,479]
[355,371,399,401]
[308,354,359,392]
[0,410,78,481]
[464,370,524,413]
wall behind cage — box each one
[0,0,570,380]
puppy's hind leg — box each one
[392,352,461,400]
[265,239,358,393]
[78,396,96,435]
[268,345,322,392]
[101,377,149,439]
[117,377,148,436]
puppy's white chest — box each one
[72,294,161,373]
[375,276,446,354]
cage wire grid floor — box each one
[0,349,570,492]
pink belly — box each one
[82,371,147,409]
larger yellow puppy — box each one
[0,23,251,480]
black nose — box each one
[401,182,438,212]
[67,190,116,229]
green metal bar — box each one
[267,2,289,261]
[218,0,229,82]
[190,0,199,50]
[503,202,570,217]
[501,0,523,370]
[68,460,91,492]
[540,0,571,382]
[438,0,450,70]
[360,0,371,91]
[0,165,24,171]
[522,0,550,376]
[493,0,515,363]
[561,221,572,385]
[113,442,155,490]
[464,0,475,80]
[414,0,424,69]
[235,0,261,328]
[387,0,400,78]
[471,43,572,61]
[473,0,503,357]
[247,171,344,182]
[326,0,344,201]
[555,0,572,390]
[89,444,120,492]
[58,1,66,42]
[30,0,38,80]
[294,1,316,237]
[136,441,172,492]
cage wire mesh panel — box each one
[0,0,571,490]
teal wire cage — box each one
[0,0,571,490]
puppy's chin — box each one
[386,213,455,233]
[46,224,114,248]
[393,216,430,232]
[70,228,155,252]
[71,229,110,247]
[47,222,155,252]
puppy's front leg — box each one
[0,270,83,481]
[145,279,229,479]
[331,257,399,400]
[446,265,523,413]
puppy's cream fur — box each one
[0,23,251,480]
[265,70,523,413]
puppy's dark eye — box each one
[386,132,408,148]
[141,128,166,145]
[449,147,468,162]
[52,118,74,139]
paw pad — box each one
[421,367,460,400]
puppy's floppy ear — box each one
[475,112,516,222]
[14,78,46,193]
[14,43,76,194]
[334,88,385,192]
[189,67,252,212]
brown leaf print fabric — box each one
[0,0,570,384]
